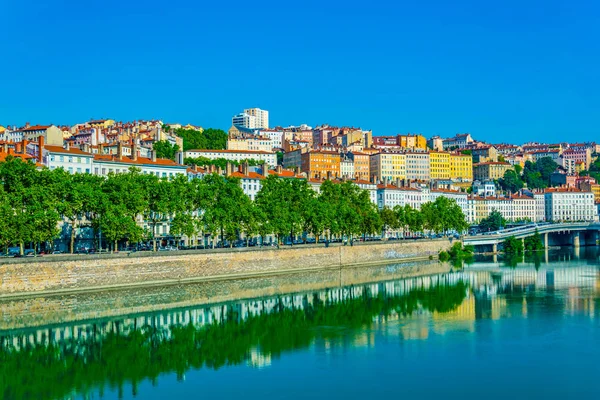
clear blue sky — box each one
[1,0,598,143]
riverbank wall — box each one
[0,260,452,331]
[0,239,453,298]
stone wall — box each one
[0,260,451,331]
[0,239,452,297]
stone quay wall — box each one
[0,239,452,298]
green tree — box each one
[524,229,544,251]
[153,140,180,161]
[479,209,506,232]
[256,175,312,244]
[175,128,227,151]
[503,235,524,255]
[498,169,524,193]
[421,197,468,234]
[379,207,398,238]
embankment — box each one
[0,239,453,298]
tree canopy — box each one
[175,128,227,151]
[153,140,180,160]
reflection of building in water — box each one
[1,266,598,354]
[400,315,430,340]
[248,346,272,368]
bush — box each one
[504,236,524,255]
[438,251,450,262]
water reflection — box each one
[1,260,599,399]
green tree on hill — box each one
[175,128,227,151]
[153,140,180,160]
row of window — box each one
[50,155,91,164]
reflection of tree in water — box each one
[0,282,468,400]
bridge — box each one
[463,222,600,252]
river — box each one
[1,249,599,399]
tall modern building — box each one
[232,108,269,129]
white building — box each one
[472,180,496,197]
[93,152,187,178]
[184,149,277,167]
[232,113,257,129]
[340,158,354,179]
[405,152,430,181]
[43,145,93,174]
[259,129,284,149]
[544,188,596,222]
[376,184,424,210]
[244,108,269,129]
[232,108,269,130]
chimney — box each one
[2,143,8,153]
[64,141,70,151]
[98,143,104,155]
[276,165,283,174]
[25,122,30,128]
[242,161,249,176]
[262,162,268,177]
[132,143,138,161]
[327,171,332,180]
[117,142,123,160]
[151,150,157,162]
[226,161,233,176]
[22,139,29,154]
[37,136,44,162]
[193,164,199,172]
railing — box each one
[464,222,595,244]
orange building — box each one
[301,150,341,179]
[351,152,370,181]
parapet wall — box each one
[0,239,452,297]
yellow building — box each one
[0,125,5,134]
[398,134,427,150]
[450,153,473,181]
[88,119,115,128]
[473,162,512,181]
[370,152,406,182]
[429,151,451,180]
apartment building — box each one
[398,134,427,150]
[300,150,341,179]
[227,136,273,152]
[369,152,406,182]
[544,188,596,222]
[449,153,473,181]
[349,152,370,181]
[473,162,512,181]
[232,108,269,130]
[471,145,498,163]
[405,152,430,181]
[429,151,450,180]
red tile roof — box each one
[22,125,50,132]
[44,145,92,156]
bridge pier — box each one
[544,233,548,249]
[492,243,497,254]
[573,232,580,249]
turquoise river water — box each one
[1,249,599,399]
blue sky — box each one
[1,0,598,143]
